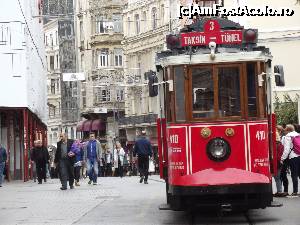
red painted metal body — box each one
[165,121,271,187]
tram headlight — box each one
[206,138,231,162]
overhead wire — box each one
[17,0,45,69]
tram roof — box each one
[156,50,273,68]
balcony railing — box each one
[119,114,158,126]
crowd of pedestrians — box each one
[274,124,300,197]
[18,131,155,190]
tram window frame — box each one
[187,64,246,121]
[165,66,175,122]
[189,66,216,119]
[216,64,245,118]
[174,66,186,122]
[257,62,267,119]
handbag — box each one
[148,159,155,172]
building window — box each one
[127,17,131,36]
[135,14,140,34]
[50,55,54,71]
[160,5,165,25]
[58,102,61,115]
[98,49,109,68]
[50,34,53,46]
[55,31,58,45]
[49,106,56,117]
[116,89,124,101]
[102,89,110,102]
[56,79,60,93]
[51,79,56,94]
[142,11,147,32]
[152,8,157,30]
[80,21,84,40]
[82,83,86,107]
[112,14,123,33]
[96,16,107,34]
[45,35,48,46]
[56,55,59,69]
[114,48,123,67]
[81,54,85,71]
[197,0,217,7]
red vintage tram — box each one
[154,17,285,211]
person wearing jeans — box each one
[0,145,7,187]
[83,132,101,185]
[86,159,98,184]
[281,124,300,196]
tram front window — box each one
[218,67,241,117]
[192,68,214,118]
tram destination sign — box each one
[180,20,243,47]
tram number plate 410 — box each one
[170,134,179,144]
[256,131,266,141]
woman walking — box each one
[113,142,125,178]
[71,140,84,186]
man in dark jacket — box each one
[31,140,49,184]
[54,133,75,190]
[0,144,7,187]
[133,130,153,184]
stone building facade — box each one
[43,0,79,142]
[121,0,172,148]
[75,0,126,148]
[44,20,62,147]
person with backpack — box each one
[281,124,300,196]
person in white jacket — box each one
[281,124,300,196]
[113,142,125,178]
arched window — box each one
[151,8,157,30]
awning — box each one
[83,120,92,132]
[91,119,105,131]
[77,119,106,132]
[76,121,85,132]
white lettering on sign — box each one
[184,35,206,46]
[256,131,266,141]
[170,161,185,170]
[253,158,269,168]
[170,134,179,144]
[209,21,215,31]
[221,33,241,43]
[172,147,182,153]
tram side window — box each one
[247,63,257,117]
[174,66,186,121]
[192,68,214,118]
[218,67,241,117]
